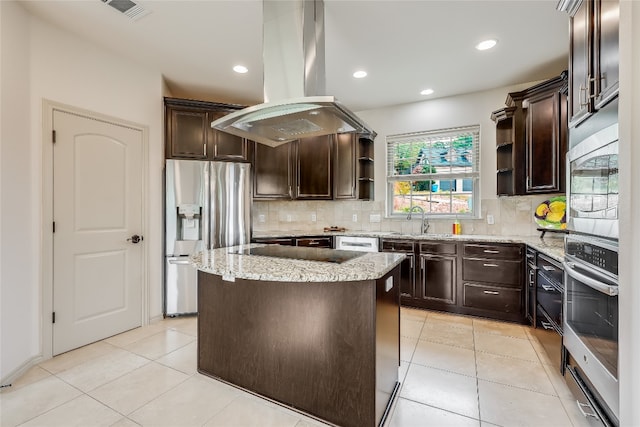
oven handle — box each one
[563,261,619,296]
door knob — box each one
[127,234,143,244]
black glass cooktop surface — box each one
[229,245,365,264]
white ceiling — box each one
[18,0,569,112]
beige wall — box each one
[253,82,564,238]
[253,195,560,237]
[1,2,166,382]
[0,0,38,384]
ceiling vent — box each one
[101,0,150,21]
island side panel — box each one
[197,271,377,427]
[375,267,401,424]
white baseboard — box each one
[1,354,44,389]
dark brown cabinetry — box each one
[253,142,294,199]
[357,136,375,200]
[380,240,416,302]
[561,0,619,127]
[491,73,568,195]
[251,236,333,248]
[296,136,333,199]
[295,237,333,248]
[334,133,357,199]
[384,239,525,322]
[419,242,457,307]
[253,133,373,201]
[164,97,249,161]
[461,243,524,320]
[253,136,333,200]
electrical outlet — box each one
[487,214,495,225]
[258,214,266,223]
[352,214,358,222]
[311,213,317,222]
[286,214,292,222]
[369,213,381,223]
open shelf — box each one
[357,136,375,200]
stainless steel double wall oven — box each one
[564,101,619,426]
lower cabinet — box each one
[252,236,333,247]
[380,240,416,303]
[418,242,457,307]
[460,242,524,322]
[388,239,526,323]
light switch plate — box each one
[487,214,495,225]
[311,213,317,222]
[258,214,266,223]
[352,214,358,222]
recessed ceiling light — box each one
[233,65,248,74]
[353,70,367,79]
[420,89,434,96]
[475,39,498,51]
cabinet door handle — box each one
[540,284,556,292]
[289,186,292,198]
[542,265,556,272]
[579,83,590,107]
[483,250,500,254]
[483,263,499,267]
[308,241,320,245]
[203,143,207,156]
[483,290,500,295]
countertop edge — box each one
[253,231,566,262]
[191,244,406,283]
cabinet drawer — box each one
[462,258,522,286]
[537,254,563,286]
[381,240,415,253]
[252,238,293,246]
[295,237,332,248]
[463,243,522,260]
[463,283,521,313]
[419,242,457,255]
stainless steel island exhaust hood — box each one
[211,0,376,147]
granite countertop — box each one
[191,244,405,282]
[252,230,566,262]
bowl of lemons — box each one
[534,196,566,229]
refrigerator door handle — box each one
[202,162,211,250]
[168,259,192,265]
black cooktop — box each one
[229,245,365,264]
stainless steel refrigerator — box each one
[165,160,251,316]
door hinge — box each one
[52,130,56,143]
[52,221,56,233]
[52,312,56,324]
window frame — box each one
[385,125,481,219]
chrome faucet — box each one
[407,205,430,234]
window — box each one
[386,125,480,218]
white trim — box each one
[40,100,150,361]
[0,355,44,387]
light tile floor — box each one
[1,309,591,427]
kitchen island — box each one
[192,245,404,427]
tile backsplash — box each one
[252,194,564,237]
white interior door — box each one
[53,109,143,355]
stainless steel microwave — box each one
[567,123,618,239]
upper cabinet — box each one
[562,0,619,127]
[491,73,568,196]
[164,97,250,162]
[253,135,333,200]
[253,133,373,201]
